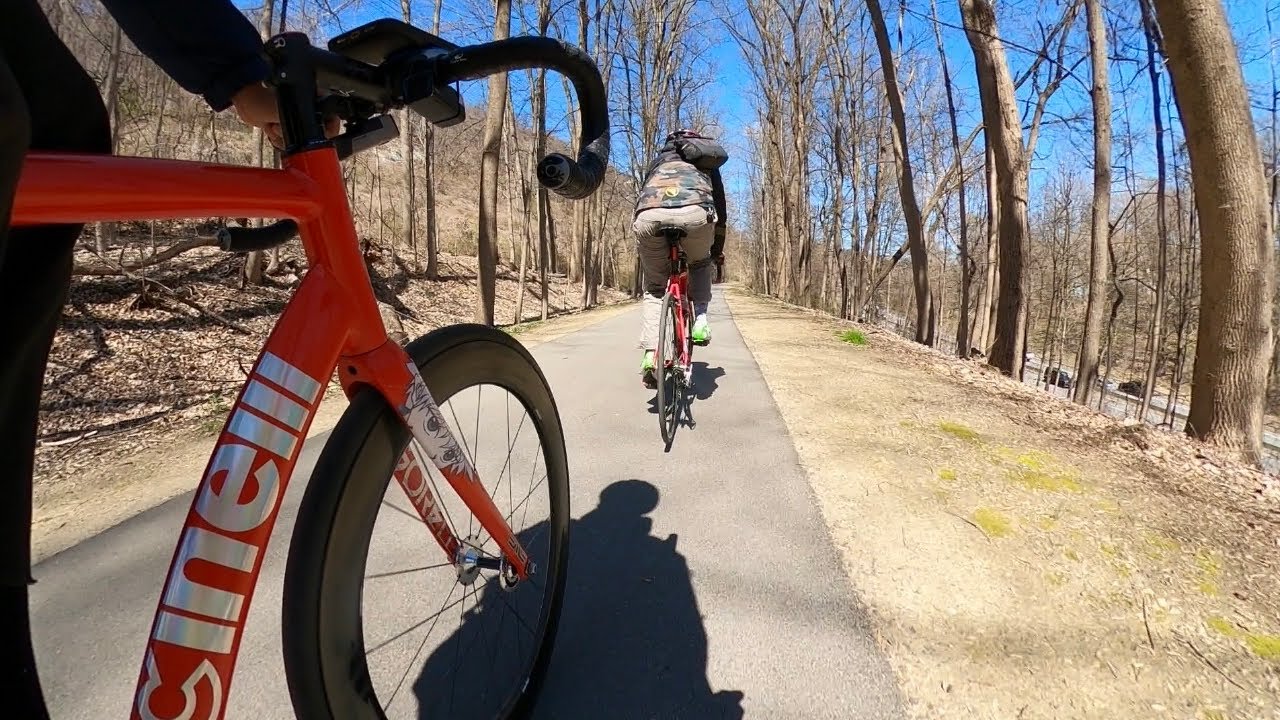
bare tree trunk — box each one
[1139,0,1169,420]
[974,143,999,352]
[1074,0,1113,405]
[1270,7,1280,414]
[421,0,444,279]
[579,0,598,307]
[1152,0,1274,462]
[928,0,971,356]
[533,0,552,319]
[960,0,1032,379]
[475,0,512,325]
[516,221,531,324]
[398,0,418,271]
[95,23,124,258]
[866,0,932,345]
[1100,228,1125,411]
[245,0,280,284]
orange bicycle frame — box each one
[13,147,529,719]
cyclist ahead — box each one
[632,129,729,388]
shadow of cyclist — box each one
[409,479,744,719]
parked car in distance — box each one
[1043,367,1073,389]
[1117,379,1144,397]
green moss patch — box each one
[972,507,1012,537]
[939,421,980,443]
[1244,633,1280,661]
[1004,451,1084,493]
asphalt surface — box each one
[31,286,905,719]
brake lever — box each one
[333,114,400,161]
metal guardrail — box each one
[1022,360,1280,471]
[867,315,1279,471]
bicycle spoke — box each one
[423,461,464,543]
[367,582,463,658]
[449,582,468,714]
[492,591,539,639]
[365,561,454,580]
[507,394,515,534]
[445,398,478,538]
[473,410,530,550]
[385,449,466,546]
[456,581,493,671]
[489,408,528,503]
[380,498,423,523]
[488,585,511,676]
[509,472,548,532]
[446,397,476,467]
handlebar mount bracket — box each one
[330,19,465,127]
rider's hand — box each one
[231,82,341,150]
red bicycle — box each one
[653,227,695,447]
[14,19,608,720]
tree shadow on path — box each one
[410,479,744,719]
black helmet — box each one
[665,128,707,143]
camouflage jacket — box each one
[635,141,729,253]
[635,150,716,212]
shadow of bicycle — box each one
[410,479,744,719]
[645,363,725,448]
[691,362,724,401]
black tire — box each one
[282,324,570,720]
[654,291,680,446]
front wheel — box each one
[282,324,570,719]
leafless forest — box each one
[35,0,1280,467]
[726,0,1278,466]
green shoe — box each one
[641,350,656,388]
[692,316,711,346]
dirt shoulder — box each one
[725,287,1279,720]
[31,292,635,564]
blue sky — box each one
[241,0,1278,210]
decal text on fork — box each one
[134,352,322,720]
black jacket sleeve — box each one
[98,0,270,112]
[709,167,727,257]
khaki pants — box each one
[633,205,715,350]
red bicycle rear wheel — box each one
[654,290,683,447]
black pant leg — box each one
[0,1,111,717]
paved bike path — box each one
[31,286,905,719]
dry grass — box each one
[727,287,1280,720]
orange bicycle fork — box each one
[14,146,531,719]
